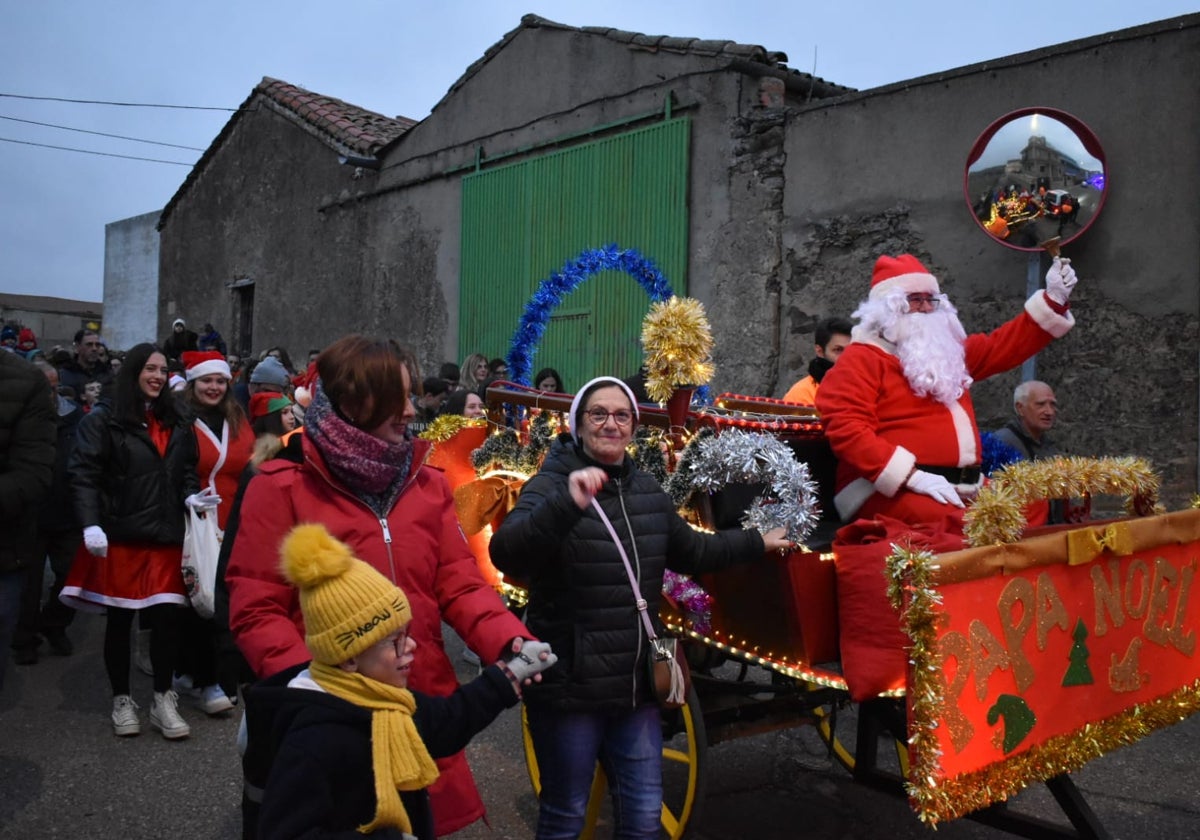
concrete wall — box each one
[0,297,102,352]
[103,211,159,350]
[777,17,1200,506]
[366,25,776,374]
[157,102,448,365]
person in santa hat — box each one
[816,253,1077,530]
[175,350,256,715]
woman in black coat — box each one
[62,342,203,740]
[489,376,790,839]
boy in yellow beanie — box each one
[255,523,555,839]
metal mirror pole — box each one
[1020,252,1041,383]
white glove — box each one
[83,525,108,557]
[504,639,558,683]
[1045,257,1077,305]
[906,470,965,508]
[185,487,223,511]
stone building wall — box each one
[775,17,1200,507]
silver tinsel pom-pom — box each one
[682,430,820,542]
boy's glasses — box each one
[376,628,409,656]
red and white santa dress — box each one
[184,351,256,531]
[817,254,1075,529]
[61,409,194,612]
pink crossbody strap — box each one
[590,498,659,642]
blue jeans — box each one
[526,702,662,840]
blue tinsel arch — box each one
[507,244,676,388]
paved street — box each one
[3,610,1199,839]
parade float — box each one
[418,109,1199,840]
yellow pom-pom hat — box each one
[279,523,411,665]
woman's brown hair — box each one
[317,335,413,430]
[184,377,246,436]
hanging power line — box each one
[0,136,193,165]
[0,114,207,151]
[0,92,238,111]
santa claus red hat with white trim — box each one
[869,254,940,301]
[182,350,232,381]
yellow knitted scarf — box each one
[310,662,440,835]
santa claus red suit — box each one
[817,254,1077,527]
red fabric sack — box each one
[833,515,964,701]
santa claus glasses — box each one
[906,294,941,311]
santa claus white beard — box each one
[853,295,973,405]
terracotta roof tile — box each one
[255,77,414,155]
[159,77,416,230]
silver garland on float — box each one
[676,429,821,543]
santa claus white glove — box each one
[185,487,222,511]
[83,525,108,557]
[503,639,558,683]
[906,470,965,508]
[1045,257,1077,305]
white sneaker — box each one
[172,673,201,700]
[150,690,191,740]
[135,629,154,676]
[111,695,141,737]
[200,684,234,715]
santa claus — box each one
[816,253,1077,528]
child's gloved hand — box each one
[502,638,557,685]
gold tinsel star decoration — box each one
[640,296,715,404]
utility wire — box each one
[0,136,193,165]
[0,114,207,151]
[0,92,237,111]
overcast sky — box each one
[1,0,1195,303]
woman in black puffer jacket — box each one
[490,376,790,840]
[62,342,201,740]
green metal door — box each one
[460,117,690,392]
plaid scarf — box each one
[305,381,414,516]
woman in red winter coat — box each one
[226,335,532,837]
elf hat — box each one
[869,254,940,301]
[280,523,411,665]
[182,350,231,382]
[249,391,293,420]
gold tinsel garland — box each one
[963,456,1161,547]
[640,296,715,404]
[885,544,944,822]
[418,415,486,443]
[887,544,1200,826]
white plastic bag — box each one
[181,507,222,619]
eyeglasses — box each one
[585,408,634,427]
[375,628,409,656]
[906,294,941,310]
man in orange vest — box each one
[783,317,852,406]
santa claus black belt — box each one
[918,464,982,485]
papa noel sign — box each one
[892,508,1200,824]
